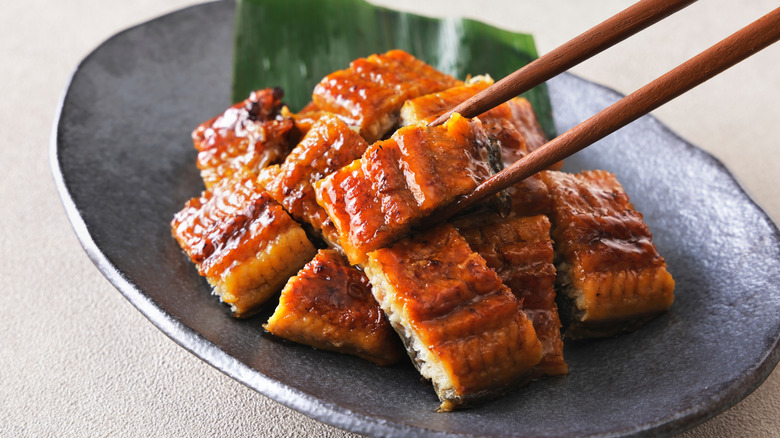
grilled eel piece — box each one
[315,113,501,265]
[540,170,675,339]
[171,176,316,318]
[312,49,462,143]
[400,77,556,217]
[365,224,542,411]
[265,249,405,366]
[259,114,369,246]
[399,77,492,126]
[192,88,299,189]
[399,76,548,166]
[455,215,568,378]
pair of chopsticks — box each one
[424,0,780,225]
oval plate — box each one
[51,1,780,436]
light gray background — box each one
[1,0,777,436]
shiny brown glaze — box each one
[541,170,675,338]
[281,101,327,136]
[171,177,316,317]
[482,94,563,218]
[482,97,549,165]
[265,249,404,366]
[401,79,556,217]
[261,114,369,245]
[399,78,492,126]
[365,225,542,411]
[192,88,298,189]
[477,95,559,217]
[312,50,461,142]
[456,215,567,378]
[399,78,549,166]
[315,113,499,265]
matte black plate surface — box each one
[51,2,780,437]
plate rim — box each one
[49,1,780,437]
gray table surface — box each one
[1,0,778,436]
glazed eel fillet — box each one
[541,170,675,339]
[455,215,568,378]
[265,249,405,366]
[400,76,547,166]
[315,113,501,265]
[364,224,543,411]
[192,88,299,189]
[312,49,462,143]
[260,114,369,246]
[171,176,316,318]
[401,77,557,217]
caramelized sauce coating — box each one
[481,96,559,217]
[480,95,549,165]
[541,170,675,338]
[261,114,369,245]
[456,215,567,378]
[365,225,542,411]
[192,88,298,189]
[265,249,404,366]
[312,50,461,142]
[171,177,316,317]
[315,113,499,265]
[401,78,556,217]
[400,77,549,166]
[399,77,492,126]
[281,101,326,136]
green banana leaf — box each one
[233,0,555,139]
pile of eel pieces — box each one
[171,50,675,411]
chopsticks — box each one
[429,0,699,127]
[423,6,780,226]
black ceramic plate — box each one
[51,1,780,437]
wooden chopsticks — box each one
[423,6,780,226]
[429,0,698,127]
